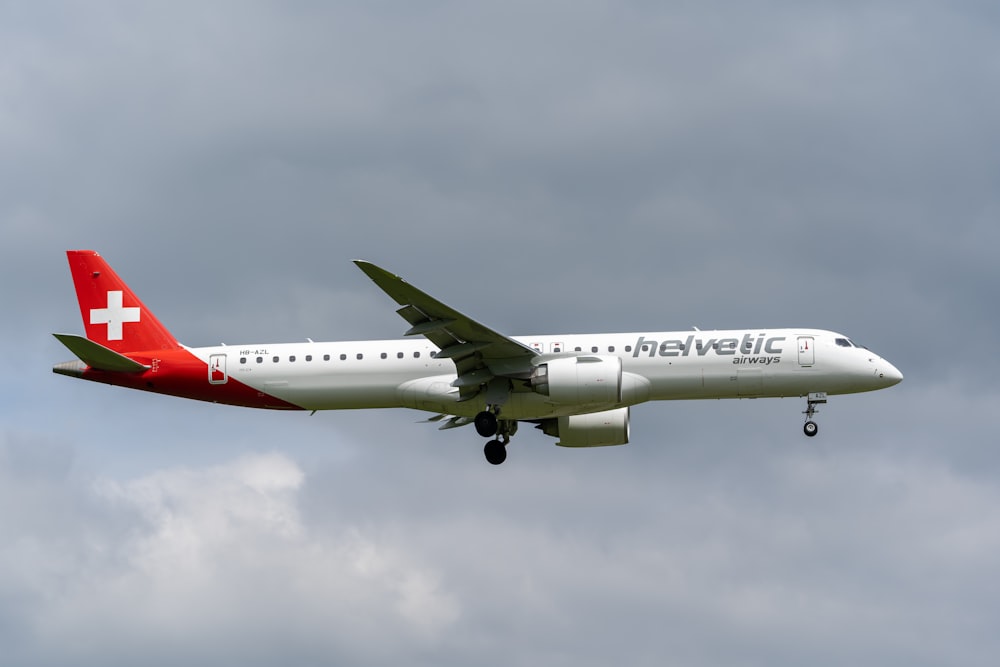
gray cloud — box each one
[3,420,1000,666]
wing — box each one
[354,261,538,402]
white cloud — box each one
[4,384,1000,667]
[2,450,458,666]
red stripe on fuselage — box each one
[80,347,303,410]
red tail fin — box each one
[66,250,181,352]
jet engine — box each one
[530,356,622,405]
[540,407,631,447]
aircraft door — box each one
[797,337,814,367]
[209,353,228,384]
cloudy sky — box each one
[3,1,1000,665]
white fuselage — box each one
[186,328,903,419]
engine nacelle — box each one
[541,407,630,447]
[530,356,622,406]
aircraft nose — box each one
[878,360,903,387]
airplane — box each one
[52,250,903,465]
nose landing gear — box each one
[802,392,827,438]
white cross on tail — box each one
[90,290,140,341]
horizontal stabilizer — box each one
[52,333,150,373]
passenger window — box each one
[414,351,421,358]
[608,346,615,353]
[289,356,296,362]
[273,356,279,363]
[323,354,330,361]
[380,352,387,359]
[256,357,263,364]
[340,354,347,361]
[397,352,404,359]
[574,347,582,352]
[591,346,598,353]
[305,355,312,362]
[625,346,632,352]
[356,353,364,360]
[240,357,247,364]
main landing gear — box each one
[802,392,827,438]
[475,408,517,465]
[484,437,508,465]
[474,411,498,438]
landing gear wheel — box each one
[802,393,826,438]
[484,439,507,465]
[474,411,499,438]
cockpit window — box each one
[835,338,853,347]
